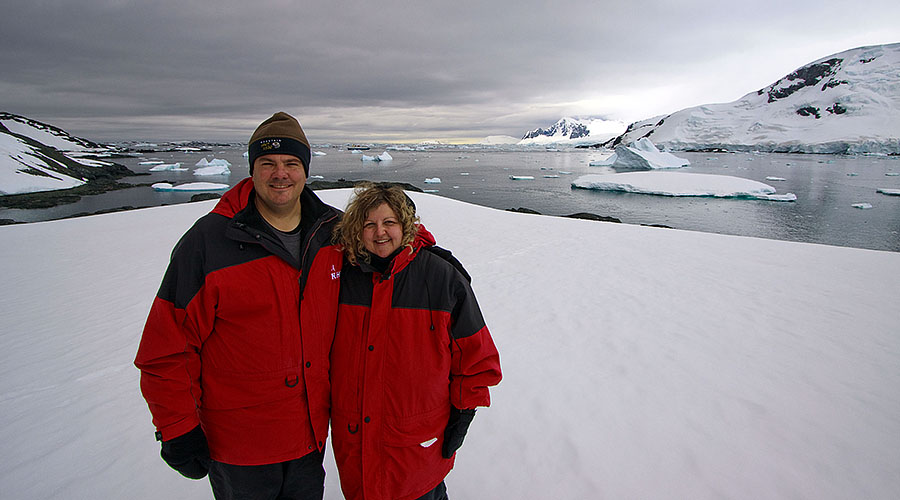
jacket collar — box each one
[213,177,339,226]
[359,224,436,277]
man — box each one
[135,112,343,499]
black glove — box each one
[442,407,476,459]
[160,425,211,479]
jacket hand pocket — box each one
[382,406,449,448]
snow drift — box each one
[1,190,898,499]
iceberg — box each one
[509,175,535,180]
[609,138,691,170]
[192,158,231,176]
[572,171,797,201]
[193,165,230,176]
[152,182,229,192]
[851,202,874,209]
[148,162,186,172]
[877,188,900,196]
[313,151,327,156]
[424,177,441,184]
[589,154,617,166]
[361,151,393,162]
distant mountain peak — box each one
[522,117,590,140]
[520,116,626,145]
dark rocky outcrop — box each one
[762,58,842,102]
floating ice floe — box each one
[851,203,874,209]
[509,175,535,180]
[543,175,560,178]
[361,152,393,162]
[877,188,900,196]
[572,171,797,201]
[139,160,164,165]
[149,162,187,172]
[765,176,787,181]
[152,182,230,192]
[886,172,900,176]
[423,189,440,193]
[313,151,327,156]
[309,175,325,180]
[601,138,691,170]
[424,177,441,184]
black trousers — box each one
[208,450,325,500]
[416,481,449,500]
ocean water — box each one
[3,147,899,252]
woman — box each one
[330,183,502,500]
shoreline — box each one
[0,178,633,227]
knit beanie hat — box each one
[248,112,311,175]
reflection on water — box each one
[2,148,899,252]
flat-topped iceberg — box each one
[602,138,691,170]
[148,162,186,172]
[151,182,229,192]
[572,171,796,201]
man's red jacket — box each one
[135,178,343,465]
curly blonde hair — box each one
[334,182,420,265]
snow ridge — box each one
[1,112,128,195]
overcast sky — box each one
[2,1,898,144]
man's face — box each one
[251,154,307,216]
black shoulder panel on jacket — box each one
[157,213,275,309]
[423,245,471,283]
[338,250,486,339]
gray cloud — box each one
[2,0,898,142]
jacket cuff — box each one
[156,417,202,442]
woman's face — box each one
[362,202,403,258]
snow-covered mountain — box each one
[607,43,900,154]
[0,112,130,195]
[519,117,626,146]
